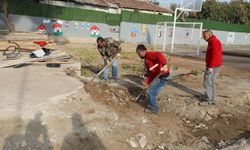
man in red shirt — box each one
[136,44,170,113]
[201,30,222,106]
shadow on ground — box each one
[61,113,106,150]
[3,112,53,150]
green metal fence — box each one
[187,19,250,33]
[5,1,121,26]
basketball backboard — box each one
[179,0,203,12]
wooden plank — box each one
[0,51,67,68]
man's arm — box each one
[209,40,221,69]
[106,39,121,57]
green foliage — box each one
[197,0,250,24]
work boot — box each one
[109,79,117,83]
[199,101,216,106]
[144,108,158,115]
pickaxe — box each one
[134,70,199,101]
[90,55,119,81]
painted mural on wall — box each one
[245,33,249,40]
[110,26,120,33]
[157,26,163,38]
[77,22,91,30]
[130,25,139,38]
[90,25,100,37]
[185,29,190,38]
[52,23,63,36]
[43,19,51,24]
[74,22,79,30]
[141,24,148,36]
[80,23,85,30]
[227,32,235,43]
[65,21,69,28]
[57,20,63,25]
[168,27,173,42]
[37,24,46,33]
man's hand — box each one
[106,60,112,66]
[143,82,149,96]
[143,82,149,89]
[161,65,169,72]
[208,68,213,73]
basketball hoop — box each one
[171,0,203,53]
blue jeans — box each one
[146,74,169,112]
[103,58,119,81]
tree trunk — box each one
[1,0,15,32]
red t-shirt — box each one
[144,51,169,84]
[206,35,222,68]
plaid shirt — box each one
[97,38,121,60]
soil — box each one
[0,33,250,149]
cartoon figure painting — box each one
[37,24,46,33]
[43,19,51,24]
[110,26,119,33]
[185,29,190,38]
[157,26,163,38]
[80,23,85,30]
[227,32,235,43]
[52,23,63,36]
[90,25,100,37]
[74,22,79,30]
[245,33,249,40]
[130,25,139,38]
[141,24,147,35]
[65,21,69,28]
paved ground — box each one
[0,64,83,119]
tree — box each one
[228,0,248,24]
[170,3,177,12]
[197,0,220,21]
[0,0,15,32]
[196,0,250,24]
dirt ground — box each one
[0,34,250,150]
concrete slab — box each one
[0,64,83,117]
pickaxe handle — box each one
[91,55,119,81]
[134,70,198,101]
[134,68,163,101]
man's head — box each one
[97,37,105,48]
[202,30,213,42]
[136,44,147,59]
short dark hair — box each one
[96,37,104,43]
[136,44,147,52]
[203,29,213,36]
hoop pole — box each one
[163,22,167,51]
[191,24,195,40]
[154,23,158,50]
[196,23,203,55]
[171,8,180,53]
[171,7,199,54]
